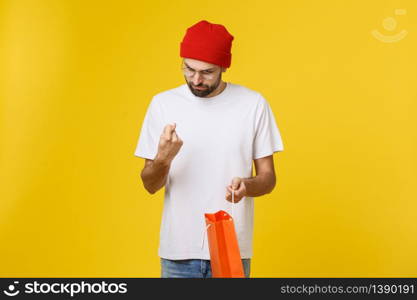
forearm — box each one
[140,156,171,194]
[242,172,276,197]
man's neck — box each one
[204,80,227,98]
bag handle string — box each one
[201,189,235,249]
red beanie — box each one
[180,20,234,68]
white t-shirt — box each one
[134,82,284,260]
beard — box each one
[186,73,222,97]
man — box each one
[134,20,284,278]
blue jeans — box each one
[161,258,251,278]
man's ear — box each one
[221,67,227,72]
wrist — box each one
[154,153,171,167]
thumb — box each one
[231,177,241,190]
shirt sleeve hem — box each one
[253,148,284,160]
[134,152,156,160]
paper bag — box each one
[204,210,245,278]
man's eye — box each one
[202,71,213,75]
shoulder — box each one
[151,84,187,104]
[142,84,186,113]
[228,83,266,106]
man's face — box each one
[182,58,224,97]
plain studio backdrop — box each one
[0,0,416,277]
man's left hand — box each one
[225,177,247,203]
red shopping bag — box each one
[204,210,245,278]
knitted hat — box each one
[180,20,234,68]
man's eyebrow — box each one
[184,62,215,72]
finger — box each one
[172,131,178,142]
[225,192,231,201]
[234,190,244,199]
[226,191,231,198]
[234,197,243,203]
[226,195,242,203]
[231,177,241,190]
[228,197,239,203]
[163,124,175,140]
[173,131,182,141]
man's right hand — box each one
[155,123,183,165]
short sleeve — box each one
[134,97,165,160]
[253,94,284,159]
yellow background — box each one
[1,0,416,277]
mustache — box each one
[191,83,208,88]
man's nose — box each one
[191,72,203,85]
